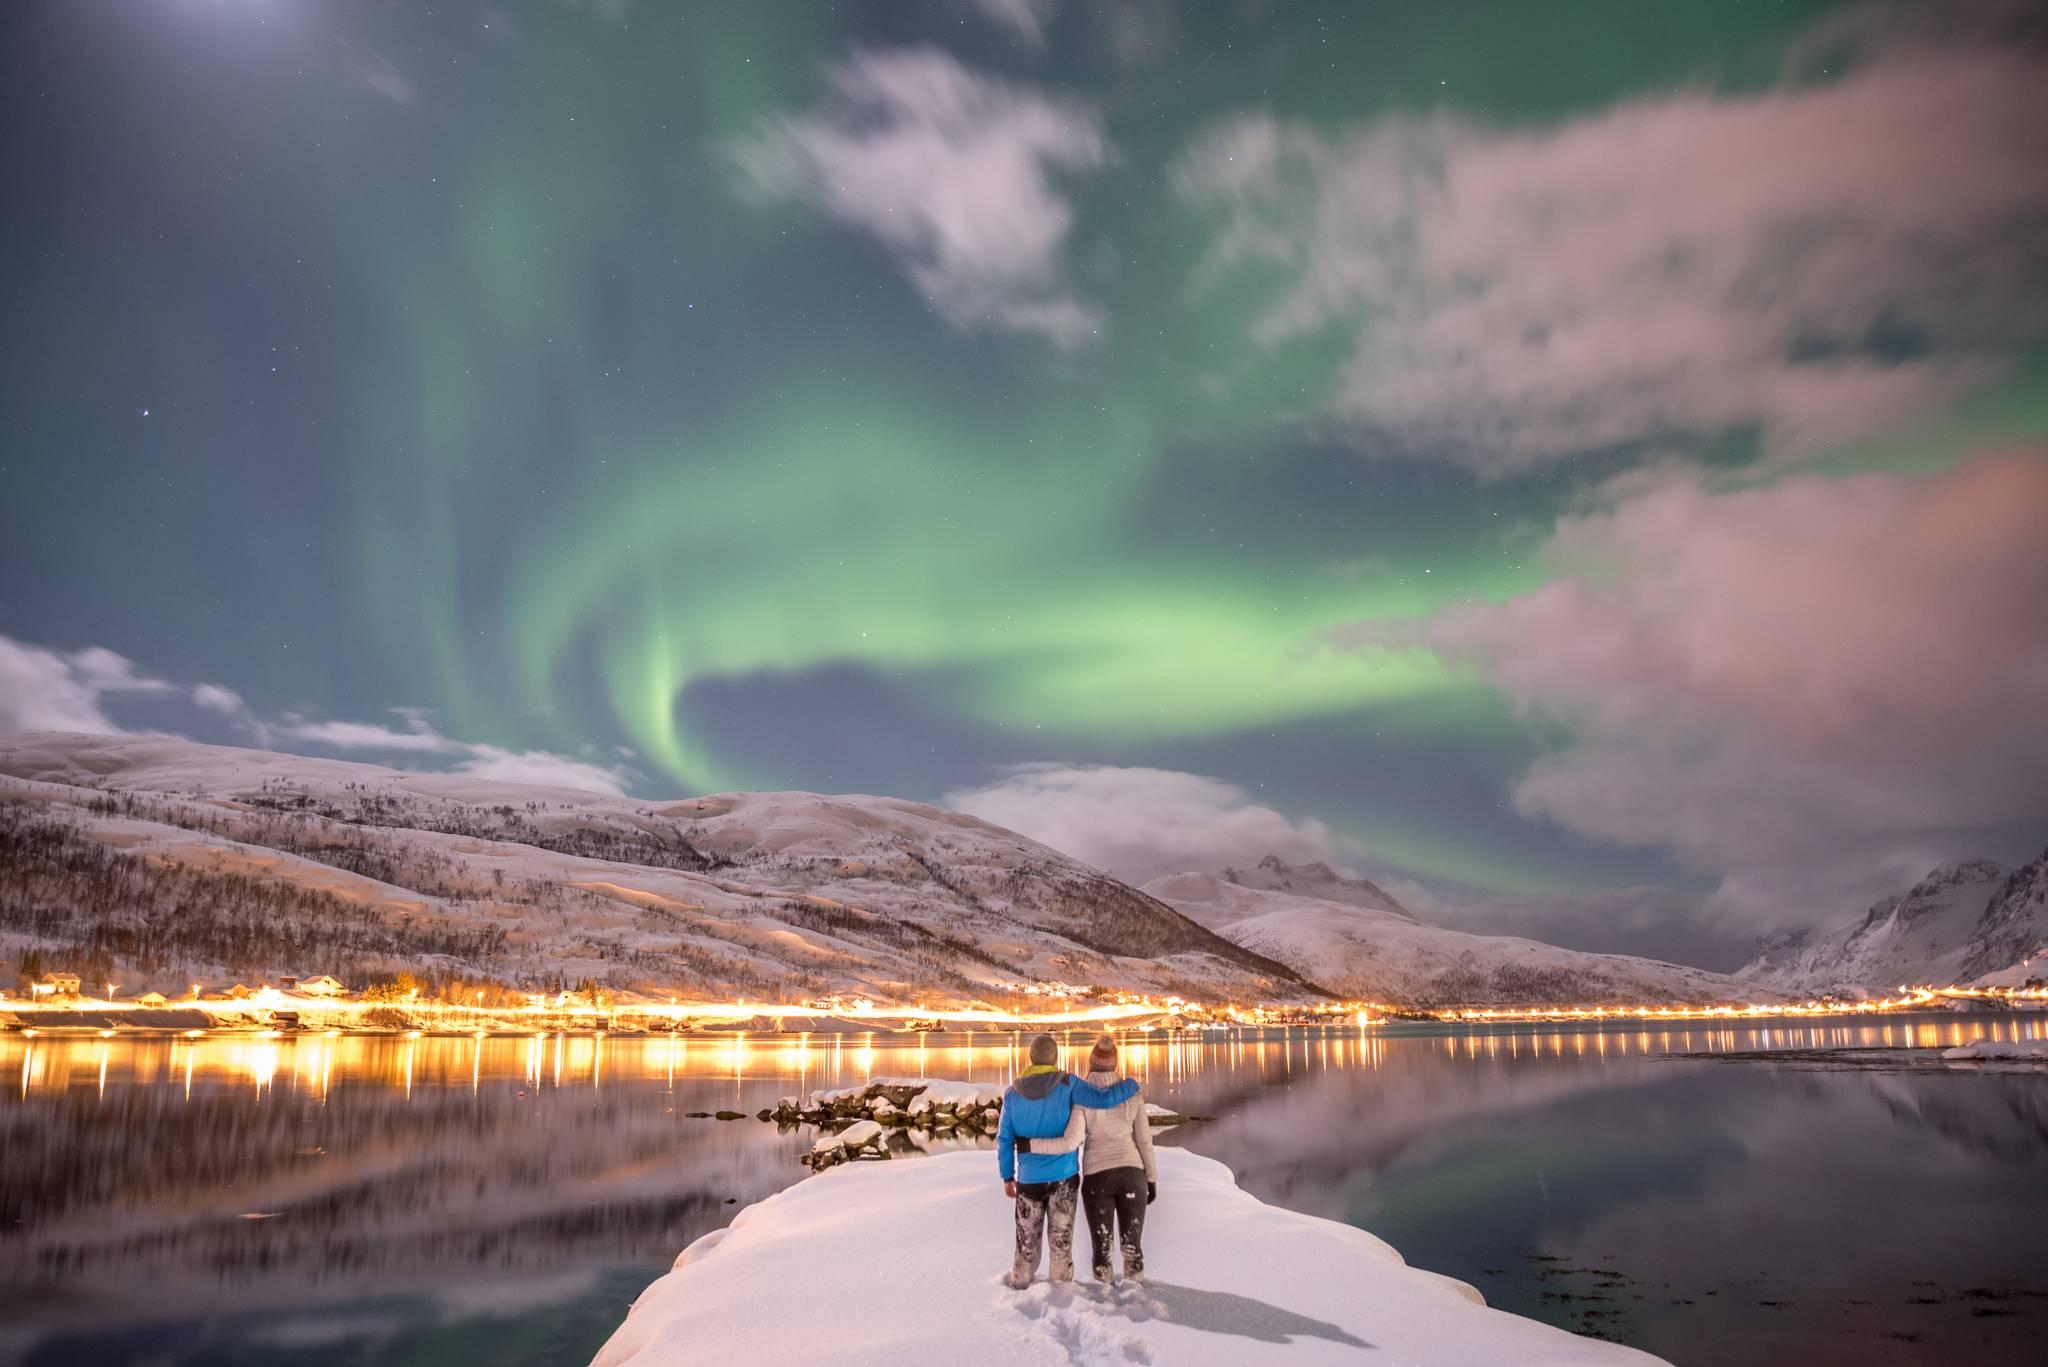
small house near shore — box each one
[295,975,347,997]
[136,991,170,1008]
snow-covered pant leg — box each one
[1111,1171,1147,1279]
[1045,1176,1079,1281]
[1012,1182,1052,1284]
[1080,1172,1118,1279]
[1084,1167,1148,1279]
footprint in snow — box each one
[1039,1305,1154,1366]
[999,1281,1156,1365]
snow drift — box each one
[592,1147,1667,1367]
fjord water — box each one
[3,1016,2044,1367]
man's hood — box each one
[1011,1067,1066,1101]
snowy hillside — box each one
[1735,857,2046,994]
[1144,860,1768,1007]
[0,732,1307,1006]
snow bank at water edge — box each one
[1942,1038,2048,1062]
[593,1148,1668,1367]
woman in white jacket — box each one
[1022,1034,1157,1283]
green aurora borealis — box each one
[6,0,2046,961]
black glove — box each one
[1146,1181,1157,1205]
[1014,1135,1032,1154]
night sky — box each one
[4,1,2045,968]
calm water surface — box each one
[3,1014,2045,1366]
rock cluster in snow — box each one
[769,1076,1189,1169]
[773,1078,1006,1168]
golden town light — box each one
[2,979,2039,1035]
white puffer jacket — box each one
[1026,1069,1158,1180]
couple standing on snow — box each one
[996,1032,1159,1289]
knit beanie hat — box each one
[1028,1033,1059,1066]
[1088,1034,1118,1072]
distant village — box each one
[10,957,2037,1038]
[17,968,348,1006]
[0,960,641,1035]
[0,960,1321,1037]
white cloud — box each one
[1386,877,1748,970]
[280,718,459,754]
[1178,10,2048,471]
[0,636,134,734]
[65,646,174,698]
[339,42,419,108]
[0,632,631,798]
[1347,448,2048,925]
[451,746,629,796]
[945,762,1358,883]
[191,683,246,715]
[279,713,631,795]
[974,0,1058,46]
[727,48,1109,345]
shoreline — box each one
[6,1000,2041,1042]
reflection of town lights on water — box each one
[3,1014,2042,1104]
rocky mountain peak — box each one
[1220,855,1418,923]
[1956,847,2048,982]
[1740,849,2040,993]
[1908,859,2010,898]
[1256,854,1337,880]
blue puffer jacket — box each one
[996,1066,1140,1184]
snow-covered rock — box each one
[774,1079,1005,1144]
[905,1078,1005,1109]
[824,1119,883,1150]
[1146,862,1769,1008]
[592,1148,1667,1367]
[1737,855,2046,994]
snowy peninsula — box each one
[593,1148,1669,1366]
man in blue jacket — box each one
[997,1033,1139,1287]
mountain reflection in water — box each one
[2,1014,2044,1367]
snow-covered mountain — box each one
[1215,854,1418,920]
[0,732,1307,1006]
[1144,858,1770,1008]
[1735,855,2048,994]
[1959,850,2048,984]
